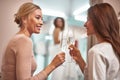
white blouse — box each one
[85,42,120,80]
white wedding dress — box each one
[49,28,83,80]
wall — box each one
[103,0,120,15]
[0,0,32,73]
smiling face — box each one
[26,9,43,34]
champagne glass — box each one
[67,28,75,63]
[61,28,75,63]
[61,29,68,53]
[60,29,69,67]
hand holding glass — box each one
[61,28,75,63]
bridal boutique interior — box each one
[31,0,89,80]
[32,0,90,80]
[0,0,120,80]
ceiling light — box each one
[73,4,90,16]
[74,15,87,22]
[42,9,66,18]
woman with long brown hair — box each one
[69,3,120,80]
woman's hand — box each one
[43,52,65,76]
[69,44,82,64]
[69,44,86,73]
[50,52,65,68]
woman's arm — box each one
[16,37,34,80]
[87,49,106,80]
[16,37,65,80]
[42,52,65,76]
[69,45,86,73]
[53,28,61,44]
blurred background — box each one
[32,0,89,80]
[0,0,120,80]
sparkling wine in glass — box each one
[67,29,75,63]
[61,28,75,63]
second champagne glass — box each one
[61,28,75,63]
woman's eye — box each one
[36,17,40,20]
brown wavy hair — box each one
[54,17,65,31]
[88,3,120,58]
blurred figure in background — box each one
[51,17,81,80]
[69,3,120,80]
[51,17,65,80]
[1,2,65,80]
[53,17,65,45]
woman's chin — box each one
[87,32,91,36]
[34,31,40,34]
[87,33,94,36]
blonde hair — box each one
[14,2,41,27]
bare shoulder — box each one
[53,28,61,33]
